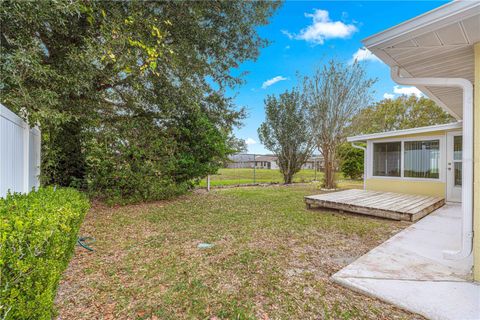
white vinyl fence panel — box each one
[0,104,41,198]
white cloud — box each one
[383,93,395,99]
[245,138,257,145]
[262,76,288,89]
[351,48,381,63]
[283,9,357,45]
[281,30,295,39]
[393,85,423,98]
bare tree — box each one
[258,89,315,184]
[303,60,376,189]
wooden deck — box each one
[304,189,445,221]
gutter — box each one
[391,66,474,260]
[351,142,366,190]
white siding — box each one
[28,128,41,190]
[270,161,279,170]
[0,104,41,197]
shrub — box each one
[84,108,233,205]
[338,142,365,180]
[0,187,90,320]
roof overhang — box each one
[363,1,480,119]
[347,121,463,142]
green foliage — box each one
[86,105,233,204]
[338,143,364,180]
[258,89,314,184]
[0,1,281,202]
[349,95,456,135]
[0,187,90,320]
[302,60,376,189]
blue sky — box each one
[228,0,448,154]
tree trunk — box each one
[326,160,335,189]
[284,172,293,184]
[44,120,86,187]
[283,164,293,184]
[322,146,336,189]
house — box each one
[355,0,480,278]
[301,156,324,170]
[255,155,323,170]
[322,2,479,318]
[226,154,324,170]
[226,154,256,169]
[253,155,279,169]
[348,122,463,200]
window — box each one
[404,140,440,179]
[371,138,443,180]
[373,142,401,177]
[454,136,462,186]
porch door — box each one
[446,132,462,202]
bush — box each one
[84,108,232,205]
[338,142,365,180]
[0,187,90,320]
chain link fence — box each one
[199,154,324,188]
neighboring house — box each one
[346,1,480,286]
[226,154,324,170]
[302,157,324,170]
[226,154,256,169]
[254,155,279,169]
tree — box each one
[349,95,455,135]
[258,89,315,184]
[337,143,364,180]
[303,60,376,189]
[0,1,281,201]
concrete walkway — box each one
[332,203,480,320]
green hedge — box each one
[0,187,90,320]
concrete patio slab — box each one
[332,203,480,320]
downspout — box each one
[351,142,366,190]
[391,66,473,260]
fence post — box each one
[253,154,256,184]
[35,127,41,190]
[207,175,211,192]
[23,125,30,193]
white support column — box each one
[391,66,474,260]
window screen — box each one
[403,140,440,179]
[373,142,401,177]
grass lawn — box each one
[55,185,421,320]
[198,168,361,188]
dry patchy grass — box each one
[55,185,423,320]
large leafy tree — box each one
[258,89,315,184]
[0,1,280,201]
[303,60,376,189]
[348,95,456,135]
